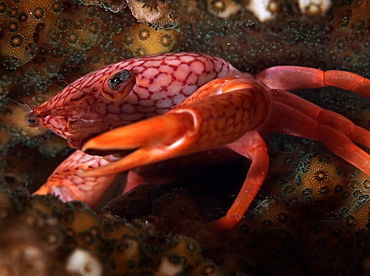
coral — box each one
[79,0,127,13]
[0,179,225,275]
[65,249,103,276]
[80,0,182,29]
[0,222,54,276]
[245,0,280,22]
[197,1,368,75]
[0,0,63,70]
[124,23,178,56]
[206,0,241,19]
[297,0,332,16]
[126,0,181,29]
[245,0,331,22]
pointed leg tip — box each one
[81,140,97,152]
[33,185,79,203]
[208,214,241,232]
[32,185,52,196]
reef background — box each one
[1,0,370,275]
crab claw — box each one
[80,111,196,177]
[80,77,271,178]
[33,150,119,208]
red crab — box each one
[27,52,370,231]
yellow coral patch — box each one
[124,23,178,56]
[0,1,58,69]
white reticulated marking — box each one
[172,93,186,105]
[156,73,173,87]
[214,57,228,72]
[142,67,159,79]
[197,71,218,86]
[179,55,196,62]
[167,80,184,95]
[134,86,150,99]
[190,60,205,75]
[106,102,121,114]
[298,0,331,15]
[131,65,144,74]
[165,58,182,66]
[246,0,276,22]
[159,64,175,75]
[219,63,239,78]
[203,58,216,72]
[156,97,174,109]
[138,98,155,107]
[183,84,198,96]
[187,72,200,85]
[174,63,191,81]
[65,249,103,276]
[148,73,172,93]
[143,60,162,67]
[73,175,84,184]
[47,117,64,132]
[122,103,137,114]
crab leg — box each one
[270,89,370,148]
[262,101,370,176]
[33,150,119,208]
[259,66,370,148]
[209,130,269,231]
[257,66,370,99]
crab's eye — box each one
[102,69,135,101]
[108,70,131,90]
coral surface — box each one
[1,0,370,275]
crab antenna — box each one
[59,80,85,93]
[8,97,24,106]
[7,98,35,113]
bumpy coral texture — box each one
[0,0,370,275]
[0,179,222,276]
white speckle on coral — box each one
[246,0,276,22]
[298,0,331,15]
[156,256,183,275]
[65,249,103,276]
[207,0,241,19]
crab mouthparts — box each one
[25,111,42,127]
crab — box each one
[26,52,370,232]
